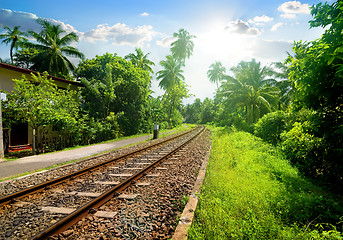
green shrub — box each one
[280,121,323,177]
[254,111,288,145]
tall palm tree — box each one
[25,19,84,77]
[156,55,185,91]
[221,59,280,124]
[171,28,196,64]
[125,48,155,74]
[0,26,27,63]
[207,61,226,89]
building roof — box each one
[0,62,83,87]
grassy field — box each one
[189,127,343,239]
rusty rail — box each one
[0,127,199,206]
[31,126,204,239]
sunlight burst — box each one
[196,24,252,61]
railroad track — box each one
[0,126,208,239]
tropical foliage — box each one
[125,48,155,74]
[24,19,84,77]
[171,28,196,64]
[207,61,226,89]
[184,0,343,194]
[0,26,28,64]
[219,59,280,124]
[76,53,151,135]
[156,28,195,128]
[157,55,184,91]
[4,73,81,153]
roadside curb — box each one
[172,145,211,240]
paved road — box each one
[0,133,163,179]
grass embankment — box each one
[189,127,343,239]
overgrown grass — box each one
[189,127,343,239]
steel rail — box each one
[0,127,199,206]
[30,126,204,240]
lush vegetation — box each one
[1,1,342,236]
[0,18,196,154]
[189,127,343,239]
[185,0,343,193]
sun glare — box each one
[197,24,251,61]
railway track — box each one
[0,126,210,239]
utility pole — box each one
[0,96,4,159]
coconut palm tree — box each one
[207,61,226,89]
[125,48,155,74]
[221,59,280,124]
[0,26,27,64]
[156,55,185,91]
[273,61,294,108]
[171,28,196,64]
[25,19,84,77]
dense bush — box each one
[254,111,288,145]
[280,121,323,177]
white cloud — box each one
[81,23,156,47]
[0,9,156,47]
[0,9,40,31]
[0,8,80,35]
[156,36,176,47]
[248,15,274,25]
[225,19,261,36]
[278,1,311,18]
[271,22,284,31]
[141,12,149,17]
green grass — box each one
[189,127,343,240]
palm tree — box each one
[171,28,196,64]
[221,59,280,124]
[25,19,84,77]
[125,48,155,74]
[157,55,187,128]
[207,61,226,89]
[0,26,27,64]
[273,62,294,108]
[156,55,185,91]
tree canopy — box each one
[77,53,151,135]
[24,19,84,77]
[171,28,196,65]
[0,26,27,63]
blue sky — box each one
[0,0,326,102]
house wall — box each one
[0,68,19,92]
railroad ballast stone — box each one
[0,127,211,240]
